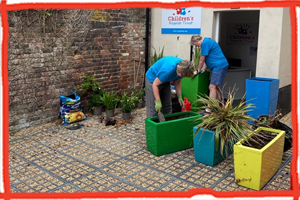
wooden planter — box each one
[234,127,285,190]
[145,111,201,156]
[193,127,233,166]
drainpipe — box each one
[144,8,150,88]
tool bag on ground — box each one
[59,92,87,125]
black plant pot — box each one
[276,121,293,152]
[253,115,292,152]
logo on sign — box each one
[228,23,256,43]
[168,8,194,25]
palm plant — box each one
[193,88,256,157]
[101,91,119,110]
[150,46,164,65]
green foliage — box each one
[76,74,101,96]
[193,46,201,70]
[44,10,51,17]
[101,91,119,110]
[193,88,256,158]
[137,88,145,103]
[150,46,164,65]
[89,93,103,109]
[120,92,138,113]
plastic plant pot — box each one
[145,111,201,156]
[234,127,285,190]
[181,72,210,111]
[193,127,233,166]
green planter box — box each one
[145,111,201,156]
[181,72,210,111]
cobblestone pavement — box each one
[9,108,292,192]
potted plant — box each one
[101,91,119,118]
[252,112,292,152]
[76,74,101,112]
[89,92,103,115]
[150,46,164,65]
[120,92,138,120]
[137,88,145,108]
[145,111,202,156]
[193,89,256,166]
[181,46,210,111]
[234,126,285,190]
[76,74,100,96]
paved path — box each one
[9,108,292,192]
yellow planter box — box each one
[234,127,285,190]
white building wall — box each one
[150,7,291,88]
[256,8,282,80]
[279,7,292,88]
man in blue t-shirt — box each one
[190,35,229,113]
[145,56,194,118]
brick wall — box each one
[8,9,147,134]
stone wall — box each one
[8,9,147,134]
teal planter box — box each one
[246,77,279,121]
[193,127,232,166]
[145,111,201,156]
[181,72,210,111]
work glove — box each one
[177,94,185,108]
[155,99,162,112]
[194,68,206,77]
[193,69,199,76]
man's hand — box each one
[200,67,206,73]
[155,99,162,112]
[177,94,185,108]
[193,69,199,76]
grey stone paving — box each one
[9,107,292,192]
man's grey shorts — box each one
[210,66,228,85]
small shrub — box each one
[76,74,101,96]
[120,92,138,113]
[101,91,119,110]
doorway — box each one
[213,10,260,100]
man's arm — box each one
[197,56,206,71]
[152,77,163,100]
[173,79,182,96]
[174,79,185,108]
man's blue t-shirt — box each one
[146,56,183,83]
[201,37,228,72]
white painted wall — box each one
[150,7,292,89]
[278,7,292,87]
[256,7,291,88]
